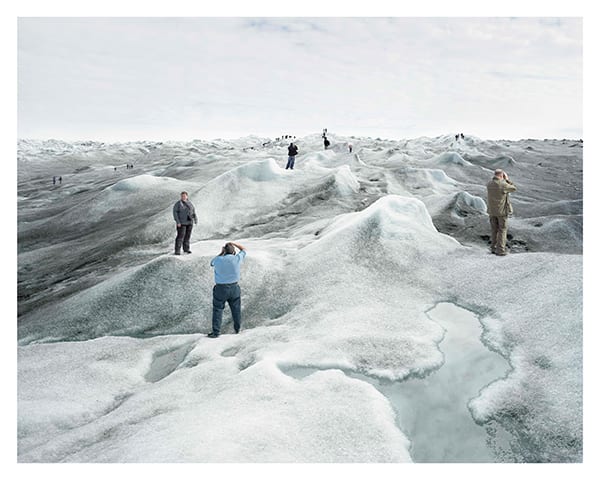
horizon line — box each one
[17,132,584,144]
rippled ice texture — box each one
[17,133,582,462]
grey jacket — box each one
[173,200,198,225]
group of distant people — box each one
[52,176,62,185]
[455,133,465,141]
[283,129,355,171]
[113,164,134,171]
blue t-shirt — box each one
[210,250,247,284]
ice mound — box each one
[451,191,487,217]
[17,255,217,344]
[430,151,472,167]
[308,195,459,255]
[256,196,462,380]
[425,191,487,217]
[143,159,292,241]
[510,215,583,254]
[18,239,293,344]
[391,167,458,196]
[464,154,517,169]
[333,165,360,195]
[85,175,187,222]
[301,150,342,170]
[108,174,176,192]
[219,157,283,182]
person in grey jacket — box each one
[173,191,197,255]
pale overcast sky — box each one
[17,16,582,141]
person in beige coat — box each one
[487,169,517,256]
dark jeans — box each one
[285,156,296,169]
[212,283,241,334]
[175,224,193,253]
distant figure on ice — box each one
[114,167,117,171]
[486,169,517,256]
[59,176,62,185]
[323,137,330,150]
[53,176,56,185]
[460,133,465,140]
[173,191,198,255]
[348,143,353,153]
[455,134,459,141]
[286,142,298,170]
[207,241,247,338]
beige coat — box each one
[487,177,517,217]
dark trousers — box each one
[212,283,241,334]
[489,216,508,254]
[286,156,296,169]
[175,224,193,253]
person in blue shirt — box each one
[207,242,247,338]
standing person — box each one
[53,176,56,185]
[323,137,330,149]
[59,176,62,184]
[486,169,517,256]
[286,142,298,170]
[208,242,247,338]
[172,191,198,255]
[348,143,353,153]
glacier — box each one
[17,133,583,462]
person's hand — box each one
[503,172,509,180]
[177,223,181,228]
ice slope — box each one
[17,133,583,462]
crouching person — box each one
[207,242,247,338]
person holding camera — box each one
[486,169,517,256]
[207,242,247,338]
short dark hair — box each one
[223,243,236,255]
[181,191,188,195]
